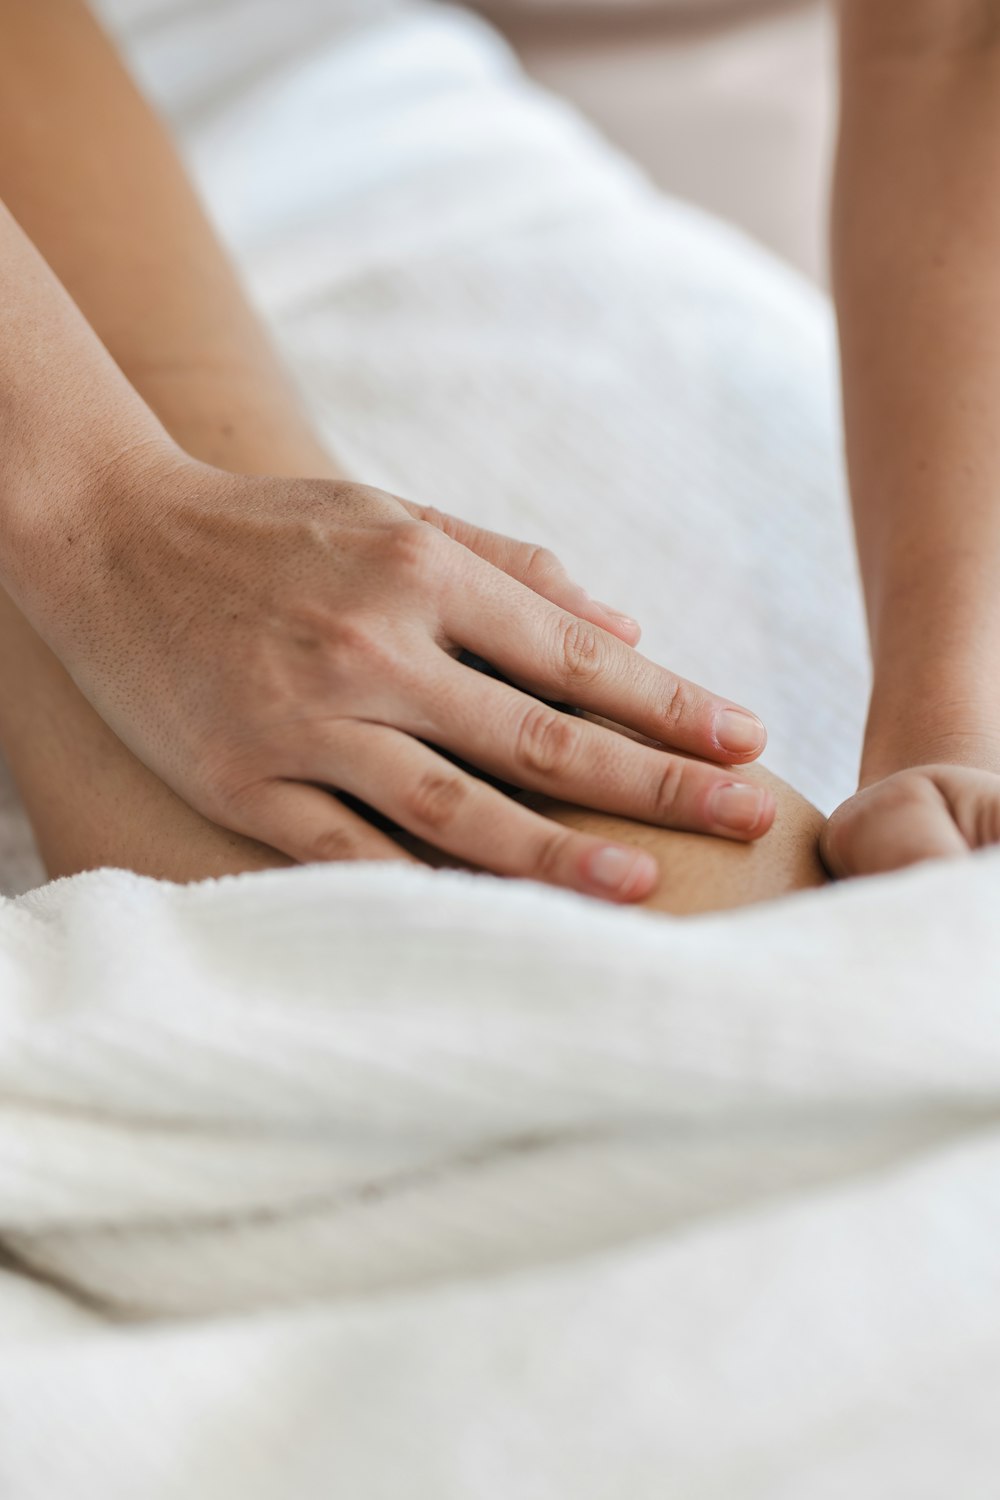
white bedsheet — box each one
[1,2,996,1495]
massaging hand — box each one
[50,448,775,901]
[821,764,1000,879]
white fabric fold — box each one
[2,855,1000,1495]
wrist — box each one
[4,423,184,645]
[861,673,1000,785]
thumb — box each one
[412,504,641,645]
[821,778,967,879]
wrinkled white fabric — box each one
[2,3,993,1496]
[3,853,1000,1498]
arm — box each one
[0,0,332,478]
[0,0,778,901]
[825,1,1000,874]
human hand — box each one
[39,445,775,902]
[821,764,1000,879]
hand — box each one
[38,445,775,902]
[821,764,1000,879]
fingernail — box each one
[586,845,658,896]
[595,601,640,633]
[715,708,766,756]
[709,783,769,833]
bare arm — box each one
[834,0,1000,783]
[0,0,331,477]
[824,2,1000,876]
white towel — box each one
[3,853,1000,1497]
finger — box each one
[409,658,776,842]
[408,502,641,645]
[310,723,659,902]
[442,565,766,764]
[229,781,414,867]
[934,768,1000,850]
[821,782,968,879]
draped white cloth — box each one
[4,854,1000,1498]
[2,3,995,1495]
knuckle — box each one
[524,544,563,588]
[651,756,688,822]
[309,822,363,864]
[515,703,580,778]
[328,615,378,660]
[384,521,446,582]
[870,782,915,819]
[406,770,467,832]
[323,614,397,683]
[556,615,603,686]
[282,601,337,652]
[854,773,931,827]
[660,676,688,733]
[532,826,575,883]
[283,605,382,676]
[416,504,456,539]
[884,774,934,812]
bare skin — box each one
[526,776,828,915]
[0,0,784,911]
[0,570,826,915]
[0,306,825,915]
[2,0,987,910]
[0,0,829,917]
[831,2,1000,866]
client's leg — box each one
[525,766,828,916]
[0,585,290,882]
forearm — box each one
[834,3,1000,781]
[0,0,333,479]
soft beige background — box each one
[485,0,835,283]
